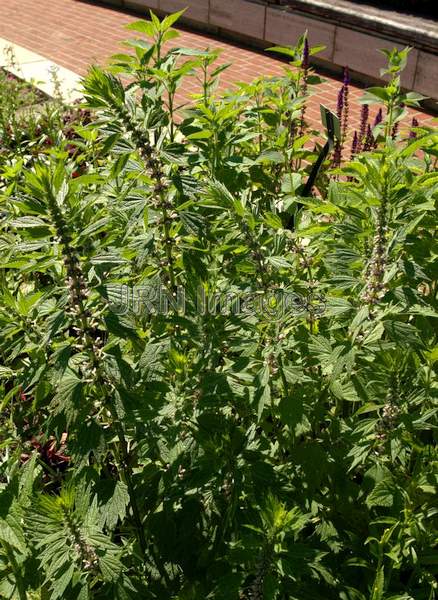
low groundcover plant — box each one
[0,11,437,600]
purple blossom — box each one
[333,90,343,165]
[302,37,309,70]
[341,74,350,147]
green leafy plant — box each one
[0,11,437,600]
[0,47,95,192]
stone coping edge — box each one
[281,0,438,54]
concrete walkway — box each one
[0,0,435,132]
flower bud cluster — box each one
[374,380,401,448]
[47,194,104,362]
[62,506,99,572]
[48,201,86,308]
[333,67,350,167]
[288,238,314,279]
[266,353,278,376]
[357,104,369,153]
[299,38,310,136]
[221,477,233,500]
[362,201,389,307]
[374,400,400,453]
[381,402,400,426]
[350,131,358,159]
[115,104,177,288]
[363,125,377,152]
[74,541,99,571]
[342,67,350,144]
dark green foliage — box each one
[0,11,437,600]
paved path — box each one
[0,0,435,135]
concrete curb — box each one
[0,37,82,102]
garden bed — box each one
[0,67,48,106]
[1,10,437,600]
[0,59,90,180]
[0,65,50,157]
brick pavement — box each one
[0,0,435,134]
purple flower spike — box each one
[302,37,310,70]
[337,86,344,120]
[363,124,373,152]
[359,105,369,138]
[409,116,419,138]
[299,37,310,136]
[341,71,350,146]
[358,104,369,152]
[373,108,383,128]
[351,130,358,159]
[333,141,342,167]
[333,67,350,165]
